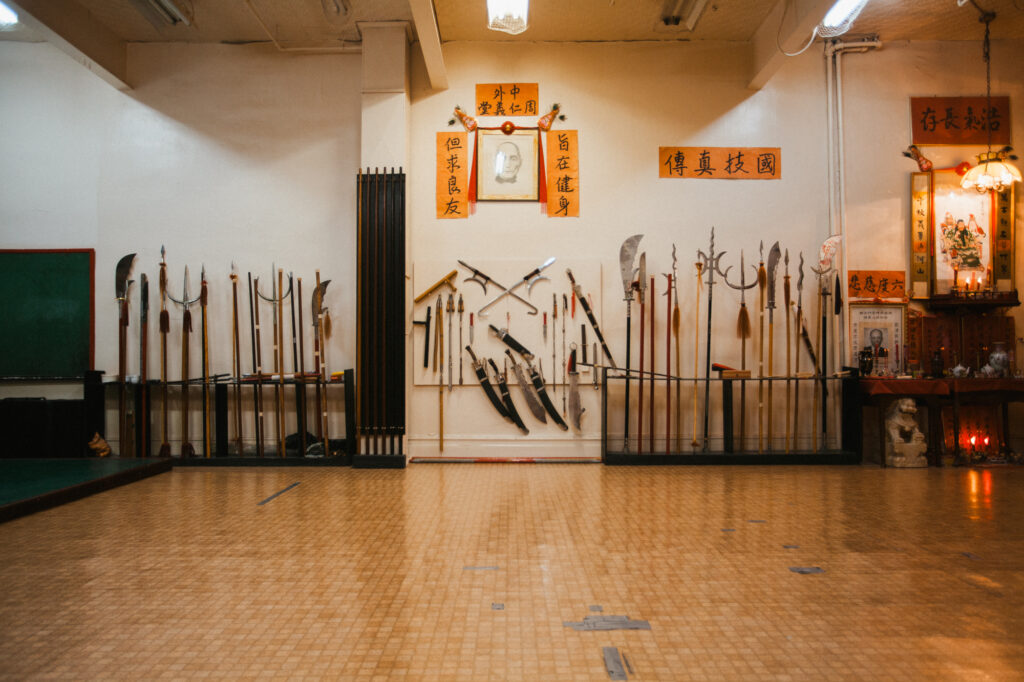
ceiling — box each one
[5,0,1024,47]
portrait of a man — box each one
[477,129,539,201]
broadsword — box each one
[619,234,643,451]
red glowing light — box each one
[984,436,990,446]
[970,435,977,446]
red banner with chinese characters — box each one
[658,147,781,179]
[910,97,1011,146]
[848,270,906,300]
[546,130,579,217]
[475,83,539,117]
[436,132,468,219]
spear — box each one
[458,294,465,386]
[562,294,568,417]
[290,273,306,456]
[691,260,703,448]
[200,266,211,457]
[664,272,672,455]
[230,265,244,455]
[277,268,286,457]
[636,253,647,453]
[793,253,804,451]
[168,266,199,458]
[115,253,135,457]
[139,273,149,458]
[671,246,681,453]
[766,242,781,452]
[783,251,792,453]
[697,228,728,452]
[757,241,766,453]
[250,273,266,457]
[158,247,171,457]
[648,274,656,453]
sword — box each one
[465,345,509,421]
[505,349,547,423]
[477,257,555,316]
[489,324,534,361]
[766,242,781,451]
[566,268,616,368]
[525,355,569,430]
[568,346,584,431]
[619,234,643,451]
[487,358,529,435]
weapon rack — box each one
[599,370,861,464]
[103,373,356,464]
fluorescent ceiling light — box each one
[146,0,192,26]
[0,0,18,27]
[487,0,528,35]
[818,0,869,38]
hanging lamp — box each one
[961,8,1021,193]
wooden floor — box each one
[1,464,1022,680]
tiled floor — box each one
[1,464,1022,680]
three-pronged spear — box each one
[697,228,728,452]
[724,250,756,450]
[168,266,200,458]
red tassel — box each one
[537,131,547,209]
[468,128,478,206]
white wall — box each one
[0,41,361,448]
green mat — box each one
[0,459,167,507]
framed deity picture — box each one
[849,302,907,373]
[476,128,540,201]
[909,168,1015,298]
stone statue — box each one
[885,398,928,468]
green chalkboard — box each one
[0,250,94,378]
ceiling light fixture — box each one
[0,0,18,27]
[146,0,192,26]
[817,0,869,38]
[487,0,528,35]
[961,8,1022,193]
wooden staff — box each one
[315,271,330,455]
[276,268,286,457]
[637,271,646,453]
[735,256,752,451]
[672,266,681,453]
[757,247,766,453]
[691,261,703,447]
[158,249,171,457]
[200,268,211,458]
[813,280,822,453]
[296,277,307,455]
[664,273,673,455]
[783,252,792,453]
[252,275,266,456]
[139,274,149,458]
[437,291,444,452]
[230,265,244,455]
[649,275,656,453]
[793,253,804,452]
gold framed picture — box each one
[476,128,539,201]
[909,168,1015,298]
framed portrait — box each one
[849,302,907,374]
[910,168,1015,298]
[476,128,539,201]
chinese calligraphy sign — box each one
[436,132,468,219]
[658,147,781,179]
[910,97,1011,146]
[475,83,539,117]
[909,173,930,298]
[546,130,579,217]
[847,271,906,300]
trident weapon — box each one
[723,250,757,451]
[256,268,292,456]
[619,234,643,452]
[766,242,782,452]
[115,253,136,457]
[477,257,555,316]
[697,228,729,452]
[167,266,200,458]
[158,247,171,457]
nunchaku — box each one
[167,265,200,458]
[115,253,136,457]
